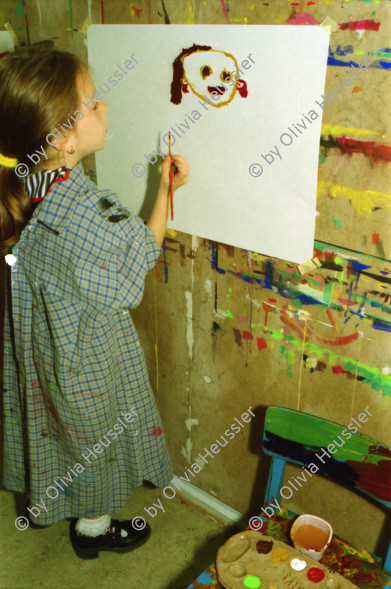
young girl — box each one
[0,48,189,559]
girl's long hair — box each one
[0,49,86,253]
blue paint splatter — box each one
[209,244,226,275]
[372,319,391,332]
[327,56,391,70]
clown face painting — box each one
[89,24,330,262]
[171,44,248,108]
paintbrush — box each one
[168,132,174,221]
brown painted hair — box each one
[0,48,86,253]
[170,43,212,105]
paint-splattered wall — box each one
[0,0,390,559]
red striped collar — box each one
[23,166,71,203]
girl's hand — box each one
[159,155,189,193]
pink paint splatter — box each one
[287,12,319,25]
[220,0,229,23]
[238,315,248,323]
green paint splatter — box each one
[333,219,341,227]
[15,0,24,17]
[226,288,233,318]
[279,345,294,377]
[319,153,326,165]
[249,323,391,397]
[373,50,391,58]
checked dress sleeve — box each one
[74,190,162,311]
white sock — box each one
[75,514,111,537]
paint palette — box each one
[216,531,356,589]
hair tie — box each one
[0,153,18,168]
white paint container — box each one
[290,514,333,561]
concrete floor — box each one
[0,483,238,589]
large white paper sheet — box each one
[0,31,14,53]
[88,25,329,263]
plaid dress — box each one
[2,162,173,525]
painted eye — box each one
[221,70,231,82]
[200,65,212,79]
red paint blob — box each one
[307,568,325,583]
[237,79,248,98]
[372,232,380,245]
[256,337,267,351]
[243,330,254,340]
[149,426,163,437]
[332,365,346,375]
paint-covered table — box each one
[186,509,391,589]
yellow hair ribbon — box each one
[0,153,18,168]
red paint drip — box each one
[372,232,380,245]
[256,337,267,351]
[131,5,143,18]
[100,0,105,24]
[320,332,359,346]
[339,20,380,31]
[326,309,335,328]
[335,137,391,163]
[263,302,274,326]
[243,330,253,340]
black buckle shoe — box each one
[70,518,151,559]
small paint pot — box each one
[290,514,332,561]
